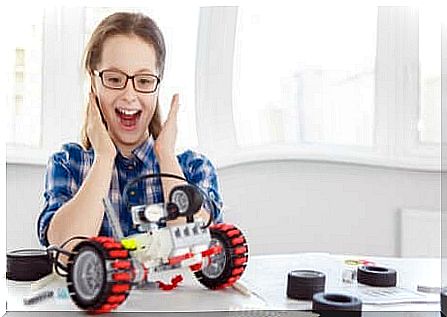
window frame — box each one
[7,6,86,166]
[195,6,445,172]
[6,6,445,173]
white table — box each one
[6,253,442,315]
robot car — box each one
[49,173,249,314]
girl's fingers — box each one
[166,93,180,123]
[88,92,102,124]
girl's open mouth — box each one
[115,108,142,130]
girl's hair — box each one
[81,12,166,149]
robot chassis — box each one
[51,173,249,314]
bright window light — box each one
[233,5,377,148]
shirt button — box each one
[130,191,136,196]
[128,165,134,170]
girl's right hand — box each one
[87,92,117,161]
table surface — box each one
[6,252,442,314]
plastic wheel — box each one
[312,292,362,317]
[66,237,133,314]
[194,223,248,289]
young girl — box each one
[37,12,223,248]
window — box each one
[418,7,442,145]
[6,5,444,171]
[6,5,199,165]
[233,5,377,148]
[195,6,443,170]
[6,9,44,148]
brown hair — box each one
[81,12,166,149]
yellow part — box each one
[121,238,137,250]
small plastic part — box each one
[23,290,54,305]
[342,268,357,284]
[286,270,326,300]
[157,274,184,291]
[344,259,375,266]
[56,287,69,299]
[312,292,362,317]
[357,265,397,287]
[120,238,137,250]
[417,285,441,293]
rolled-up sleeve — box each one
[180,151,224,223]
[37,151,77,247]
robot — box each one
[49,173,248,314]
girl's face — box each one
[92,34,159,154]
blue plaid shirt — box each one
[37,136,223,247]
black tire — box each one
[312,292,362,317]
[169,184,203,218]
[357,265,397,287]
[441,288,447,317]
[66,237,132,313]
[194,223,248,289]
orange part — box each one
[112,272,132,282]
[231,237,245,245]
[112,261,131,270]
[107,295,126,304]
[103,242,123,250]
[190,263,202,271]
[92,236,115,243]
[233,257,247,266]
[233,246,247,255]
[232,267,244,276]
[226,229,240,237]
[93,303,118,314]
[202,245,223,257]
[158,282,175,291]
[172,274,183,284]
[168,252,193,265]
[109,250,128,258]
[219,224,234,231]
[111,284,130,293]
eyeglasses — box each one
[93,69,160,93]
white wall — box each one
[219,161,442,256]
[6,161,442,257]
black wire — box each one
[60,235,89,248]
[123,172,217,228]
[47,236,89,277]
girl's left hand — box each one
[154,93,180,159]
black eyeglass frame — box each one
[93,69,161,93]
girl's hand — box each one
[154,94,180,160]
[87,92,116,161]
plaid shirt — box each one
[37,136,223,247]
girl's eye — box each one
[137,77,155,85]
[106,77,122,84]
[103,72,126,87]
